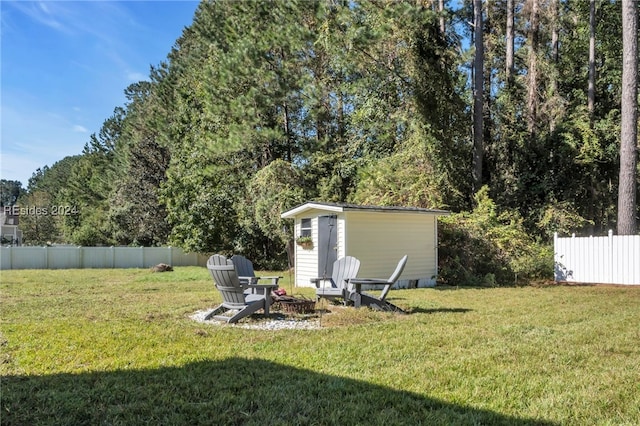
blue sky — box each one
[1,0,200,187]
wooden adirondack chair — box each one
[231,255,282,287]
[204,254,272,323]
[311,256,361,304]
[348,255,408,312]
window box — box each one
[296,236,313,249]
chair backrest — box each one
[333,256,361,290]
[388,255,408,283]
[379,255,408,301]
[207,254,246,308]
[231,255,255,277]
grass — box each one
[1,267,639,425]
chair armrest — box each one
[238,276,258,290]
[255,276,282,286]
[310,277,332,288]
[349,278,390,285]
[348,278,393,301]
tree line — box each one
[4,0,638,282]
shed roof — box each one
[281,201,450,218]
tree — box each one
[26,156,81,198]
[109,137,171,246]
[16,157,83,244]
[505,0,514,85]
[526,0,540,138]
[546,0,623,234]
[107,80,172,246]
[617,0,638,235]
[352,124,449,208]
[17,191,59,245]
[438,0,445,34]
[472,0,484,193]
[237,159,305,267]
[588,0,596,118]
[60,110,124,245]
[548,0,560,133]
[0,180,24,207]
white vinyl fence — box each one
[0,246,208,270]
[554,231,640,285]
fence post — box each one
[608,230,614,284]
[553,232,558,281]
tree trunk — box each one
[551,0,559,64]
[483,1,492,178]
[283,102,292,162]
[505,0,514,84]
[588,0,596,118]
[439,0,445,34]
[550,0,559,133]
[472,0,484,193]
[617,0,638,235]
[527,0,539,137]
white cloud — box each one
[73,125,88,133]
[127,71,147,82]
[7,1,68,33]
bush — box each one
[438,187,553,286]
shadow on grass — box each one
[2,358,557,425]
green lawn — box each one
[1,267,639,425]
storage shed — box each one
[281,202,450,288]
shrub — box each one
[438,187,553,286]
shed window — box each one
[300,218,312,237]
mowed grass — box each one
[1,267,639,425]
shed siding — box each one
[336,215,346,258]
[294,217,318,286]
[344,211,437,286]
[293,214,348,286]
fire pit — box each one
[271,293,316,314]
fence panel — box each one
[554,232,640,285]
[113,247,145,268]
[5,247,48,269]
[0,246,207,270]
[612,235,640,285]
[47,246,82,269]
[83,247,115,269]
[170,248,203,266]
[143,247,173,267]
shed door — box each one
[317,215,338,277]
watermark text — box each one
[3,205,80,216]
